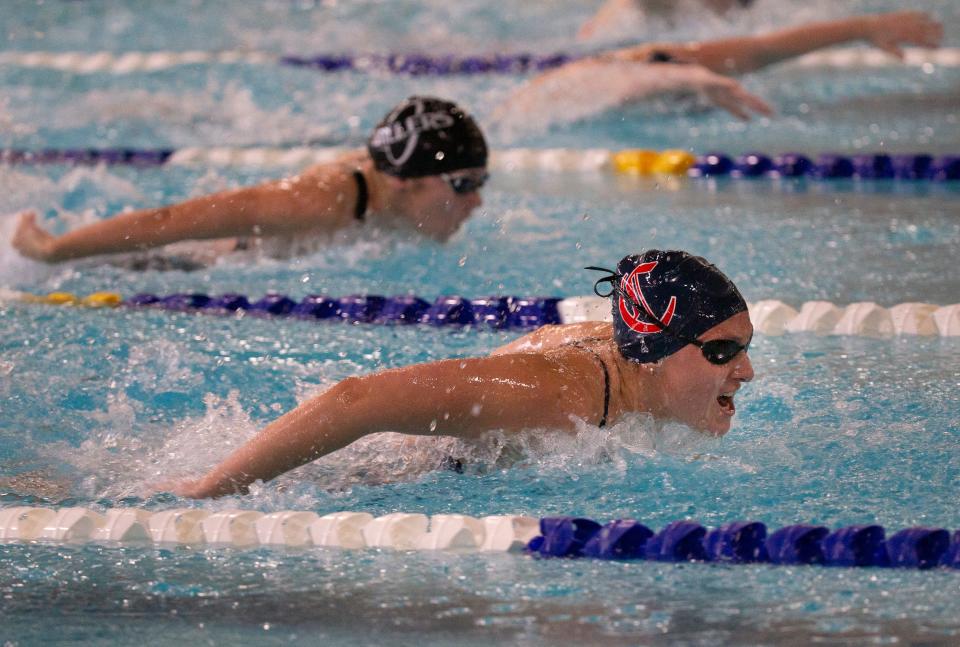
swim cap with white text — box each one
[367,96,488,178]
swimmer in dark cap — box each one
[12,96,488,268]
[499,11,941,125]
[162,250,754,499]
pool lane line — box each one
[1,506,958,570]
[0,47,958,74]
[3,289,959,337]
[2,148,959,181]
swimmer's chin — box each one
[654,414,732,439]
[700,418,733,438]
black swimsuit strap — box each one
[353,170,368,221]
[569,341,610,428]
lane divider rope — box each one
[2,147,959,181]
[0,47,957,74]
[1,506,959,570]
[2,289,958,337]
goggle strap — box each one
[584,266,618,298]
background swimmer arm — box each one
[577,0,644,41]
[631,11,942,75]
[11,169,351,263]
[168,354,600,499]
[495,59,771,126]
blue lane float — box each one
[765,525,829,565]
[278,52,574,75]
[689,152,960,181]
[527,518,959,570]
[0,148,173,167]
[125,292,562,329]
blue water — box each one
[2,1,960,644]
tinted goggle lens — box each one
[445,172,488,194]
[699,339,749,365]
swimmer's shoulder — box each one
[300,149,369,177]
[490,321,612,356]
[284,150,371,226]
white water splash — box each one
[123,339,205,393]
[0,96,36,144]
[44,82,336,147]
[41,390,260,500]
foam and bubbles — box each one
[23,83,337,148]
[35,390,259,501]
[31,377,726,505]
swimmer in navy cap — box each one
[159,250,754,499]
[12,96,488,268]
[499,249,754,436]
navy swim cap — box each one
[593,250,747,363]
[367,96,488,178]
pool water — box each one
[2,1,960,644]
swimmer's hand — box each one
[695,73,773,121]
[149,474,247,500]
[864,11,943,59]
[12,211,59,262]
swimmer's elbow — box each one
[329,376,370,410]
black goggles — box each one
[442,172,488,195]
[586,266,750,366]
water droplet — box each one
[458,256,467,267]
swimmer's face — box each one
[657,311,754,436]
[396,167,485,241]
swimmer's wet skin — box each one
[11,95,488,265]
[163,249,753,499]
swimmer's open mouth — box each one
[717,393,735,415]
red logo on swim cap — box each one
[618,261,677,334]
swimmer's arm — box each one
[170,354,600,499]
[612,11,942,74]
[11,169,353,263]
[577,0,639,41]
[495,59,771,124]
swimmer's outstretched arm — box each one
[166,353,601,499]
[11,165,355,263]
[614,11,943,74]
[495,58,772,124]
